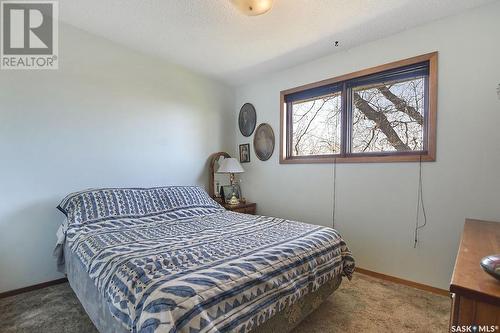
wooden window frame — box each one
[279,52,437,164]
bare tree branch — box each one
[353,92,411,151]
[363,128,377,152]
[294,99,329,154]
[294,100,317,124]
[377,86,424,125]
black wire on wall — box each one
[332,157,337,229]
[414,154,428,248]
[330,151,428,248]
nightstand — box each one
[223,202,257,215]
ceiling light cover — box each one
[232,0,274,16]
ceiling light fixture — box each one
[232,0,274,16]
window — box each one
[291,91,342,156]
[280,53,437,163]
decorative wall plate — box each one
[238,103,257,137]
[253,123,275,161]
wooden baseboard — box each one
[0,269,449,299]
[355,267,449,296]
[0,278,68,299]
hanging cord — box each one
[414,154,428,248]
[332,156,337,229]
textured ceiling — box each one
[59,0,496,85]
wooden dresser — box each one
[449,219,500,329]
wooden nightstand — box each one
[223,202,257,215]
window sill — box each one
[279,153,435,164]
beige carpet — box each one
[293,273,450,333]
[0,273,450,333]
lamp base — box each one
[228,193,240,206]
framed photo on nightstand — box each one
[221,184,241,204]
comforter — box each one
[58,186,354,333]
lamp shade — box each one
[217,157,245,174]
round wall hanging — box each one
[238,103,257,137]
[253,123,275,161]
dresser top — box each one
[450,219,500,302]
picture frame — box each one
[238,103,257,137]
[221,184,241,204]
[254,123,275,161]
[239,143,250,163]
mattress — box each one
[57,186,355,333]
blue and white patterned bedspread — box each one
[62,188,354,333]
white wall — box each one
[1,3,498,294]
[235,2,500,289]
[0,23,235,293]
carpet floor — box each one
[0,273,450,333]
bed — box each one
[55,186,355,333]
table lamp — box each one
[217,157,244,205]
